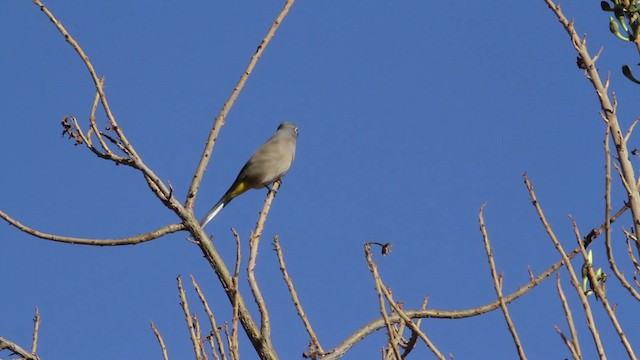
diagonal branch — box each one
[185,0,296,210]
[0,337,40,360]
[555,274,582,360]
[479,204,527,360]
[273,236,324,356]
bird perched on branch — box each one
[200,121,299,227]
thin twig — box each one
[230,229,242,360]
[400,297,429,358]
[479,204,527,359]
[30,307,40,355]
[553,325,580,360]
[574,221,637,360]
[247,182,282,345]
[191,275,227,360]
[622,229,640,271]
[525,175,606,358]
[603,127,640,300]
[186,0,297,209]
[178,276,203,360]
[32,0,139,160]
[150,321,170,360]
[273,236,324,356]
[367,244,401,360]
[193,314,208,360]
[555,274,582,360]
[364,243,446,360]
[0,212,184,246]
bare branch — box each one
[230,229,242,360]
[555,274,582,359]
[32,0,139,161]
[553,325,580,360]
[525,174,606,357]
[273,236,324,356]
[574,222,638,359]
[150,321,170,360]
[366,244,403,360]
[30,307,40,355]
[0,336,40,360]
[364,243,446,360]
[186,0,297,209]
[479,204,527,359]
[191,275,228,360]
[178,276,203,360]
[544,0,640,256]
[0,210,184,246]
[604,128,640,300]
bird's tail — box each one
[200,182,246,227]
[200,197,227,228]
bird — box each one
[200,121,299,228]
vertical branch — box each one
[555,274,582,359]
[604,126,640,299]
[479,205,527,360]
[178,276,204,360]
[31,307,40,355]
[186,0,296,209]
[193,314,208,360]
[273,236,324,356]
[246,182,281,345]
[150,321,170,360]
[544,0,640,256]
[191,275,228,360]
[230,229,242,360]
[573,221,638,360]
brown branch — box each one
[479,204,527,359]
[555,274,582,360]
[273,236,324,356]
[553,325,580,360]
[193,314,208,360]
[526,172,606,357]
[34,1,178,205]
[364,243,445,360]
[247,182,281,348]
[544,0,640,256]
[178,276,204,360]
[191,275,228,360]
[30,307,40,355]
[230,229,242,360]
[185,0,296,209]
[574,223,638,359]
[0,337,40,360]
[150,321,170,360]
[0,210,184,245]
[367,244,402,360]
[32,0,139,161]
[323,174,621,359]
[603,127,640,300]
[31,1,293,358]
[400,297,428,359]
[63,115,131,165]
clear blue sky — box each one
[2,1,639,359]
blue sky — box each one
[2,1,640,359]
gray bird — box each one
[200,121,299,227]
